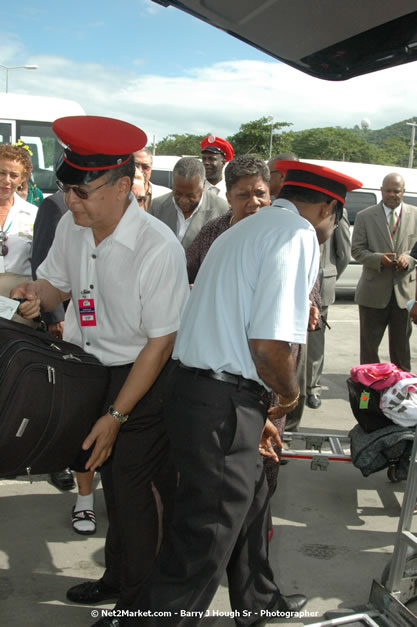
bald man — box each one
[352,172,417,370]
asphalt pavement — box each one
[1,295,417,626]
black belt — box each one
[178,362,264,395]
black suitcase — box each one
[346,377,393,433]
[0,318,109,478]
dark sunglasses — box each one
[56,179,109,200]
[0,231,8,256]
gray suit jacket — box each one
[320,208,351,306]
[148,191,229,249]
[352,201,417,309]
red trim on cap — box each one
[283,180,346,205]
[63,154,132,171]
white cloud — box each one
[3,46,417,145]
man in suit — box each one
[148,157,229,249]
[352,172,417,371]
[306,208,351,408]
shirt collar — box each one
[383,202,402,217]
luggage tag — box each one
[78,298,97,327]
[359,390,370,409]
[0,295,19,320]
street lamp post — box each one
[0,64,38,93]
[407,121,417,168]
[267,115,274,159]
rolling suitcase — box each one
[0,317,109,478]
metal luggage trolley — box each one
[283,429,417,626]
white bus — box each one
[0,93,85,194]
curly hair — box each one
[0,144,32,181]
[224,154,269,192]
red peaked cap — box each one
[200,135,234,162]
[276,160,362,204]
[53,115,147,184]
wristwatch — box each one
[107,405,129,424]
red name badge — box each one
[78,298,97,327]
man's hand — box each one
[394,254,409,271]
[82,413,121,471]
[17,298,41,319]
[48,321,65,338]
[308,303,320,330]
[381,252,397,267]
[10,281,41,319]
[259,418,282,461]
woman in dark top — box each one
[187,154,271,283]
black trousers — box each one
[359,291,412,371]
[134,363,281,626]
[98,363,176,609]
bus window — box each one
[404,195,417,207]
[345,191,377,225]
[17,121,61,194]
[0,121,13,144]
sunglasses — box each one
[0,231,8,256]
[56,179,109,200]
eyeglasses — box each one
[56,179,109,200]
[0,231,8,256]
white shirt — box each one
[174,196,203,242]
[1,193,37,275]
[38,193,190,366]
[173,199,319,386]
[204,177,227,201]
[383,202,401,225]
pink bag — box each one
[350,363,415,391]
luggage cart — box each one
[299,430,417,627]
[282,430,352,470]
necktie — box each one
[390,209,397,240]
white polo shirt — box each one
[2,193,37,275]
[173,199,319,386]
[204,177,227,201]
[38,193,190,366]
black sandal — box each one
[71,506,96,535]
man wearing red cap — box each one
[201,135,234,201]
[130,162,362,626]
[12,115,190,623]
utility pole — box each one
[406,121,417,168]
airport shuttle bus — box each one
[0,93,85,194]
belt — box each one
[178,362,264,395]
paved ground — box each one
[1,296,417,626]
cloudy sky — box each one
[2,0,417,145]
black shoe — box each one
[252,594,308,625]
[67,579,119,604]
[91,619,122,627]
[50,468,75,491]
[279,594,308,612]
[306,393,321,409]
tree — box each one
[286,127,388,163]
[227,117,292,157]
[155,133,205,156]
